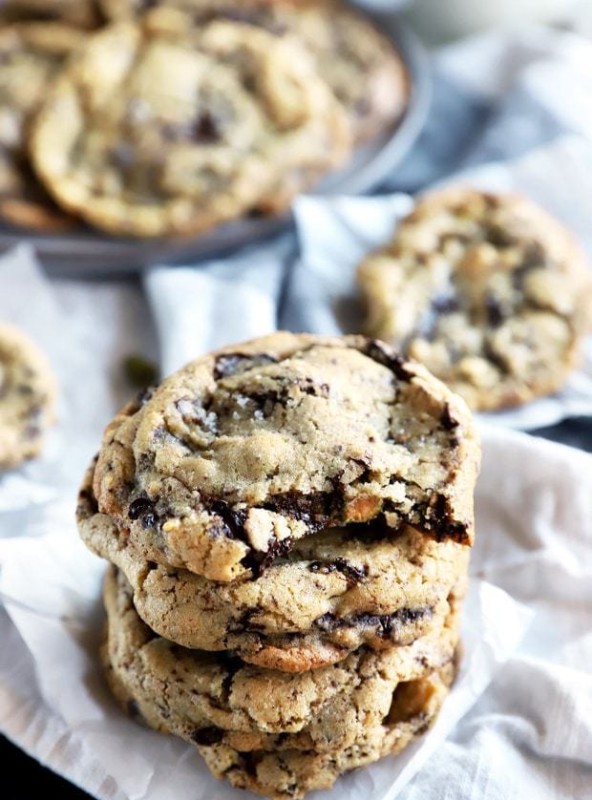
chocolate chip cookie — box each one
[0,23,82,231]
[0,323,57,468]
[358,188,592,411]
[80,461,468,670]
[114,0,408,145]
[90,333,479,583]
[30,18,349,237]
[102,565,457,800]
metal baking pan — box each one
[0,13,431,276]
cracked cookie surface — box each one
[90,333,479,583]
[0,23,83,231]
[30,18,349,237]
[80,461,468,670]
[358,188,592,411]
[0,0,102,29]
[102,566,458,772]
[0,323,57,468]
[194,662,454,800]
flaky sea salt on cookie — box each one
[358,188,592,411]
[90,333,479,582]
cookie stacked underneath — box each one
[77,333,480,799]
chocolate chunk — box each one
[128,387,155,415]
[483,340,510,375]
[513,242,546,289]
[485,223,516,247]
[209,500,248,541]
[191,726,225,746]
[78,487,99,514]
[259,536,294,570]
[423,495,471,544]
[363,339,413,382]
[241,752,264,777]
[241,536,294,576]
[193,112,220,144]
[241,377,331,415]
[441,403,460,431]
[128,496,157,528]
[262,490,343,530]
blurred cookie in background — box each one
[0,0,103,29]
[357,188,592,411]
[30,17,349,237]
[103,0,410,145]
[0,322,57,469]
[0,23,83,232]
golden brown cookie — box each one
[79,458,469,670]
[358,188,592,411]
[110,0,409,145]
[0,323,57,468]
[89,333,479,583]
[0,23,83,232]
[30,18,349,237]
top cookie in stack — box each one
[0,0,409,236]
[78,333,480,798]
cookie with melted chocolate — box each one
[358,188,592,411]
[30,18,349,237]
[80,460,468,670]
[88,333,479,583]
[102,565,458,800]
[0,323,57,468]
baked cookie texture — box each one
[102,566,458,800]
[358,188,592,411]
[0,323,57,468]
[30,18,349,237]
[134,0,409,145]
[0,23,82,231]
[79,333,478,797]
[90,333,479,583]
[80,461,468,670]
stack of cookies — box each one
[0,0,408,237]
[77,333,480,799]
